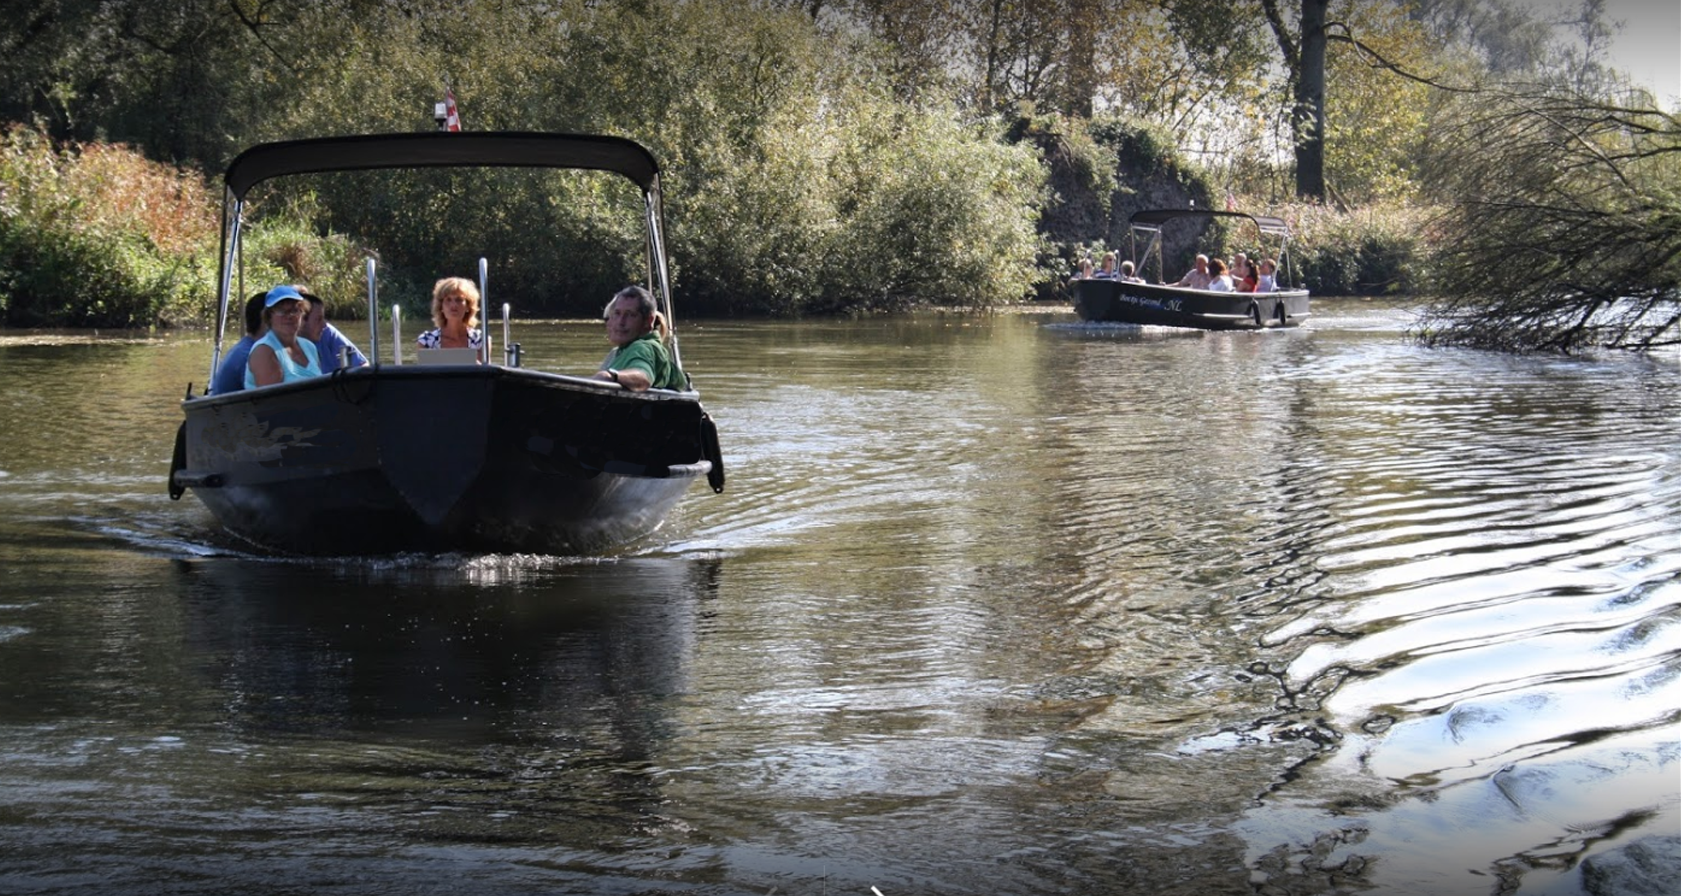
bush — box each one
[0,124,219,327]
[810,103,1045,313]
[240,194,384,323]
[1279,201,1433,296]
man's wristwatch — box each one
[608,369,621,383]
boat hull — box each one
[172,366,720,555]
[1073,279,1310,330]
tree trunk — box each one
[1063,0,1100,118]
[1293,0,1329,200]
[982,0,1004,111]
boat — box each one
[168,131,724,555]
[1071,208,1310,330]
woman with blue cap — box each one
[244,285,323,388]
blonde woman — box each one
[417,276,485,363]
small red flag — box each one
[445,88,461,132]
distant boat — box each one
[169,131,724,555]
[1072,208,1310,330]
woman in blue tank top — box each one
[245,285,323,388]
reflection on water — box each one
[1,304,1677,895]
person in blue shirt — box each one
[210,291,268,395]
[298,288,369,373]
[245,285,323,388]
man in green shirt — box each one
[595,285,686,391]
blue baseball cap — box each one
[264,285,303,307]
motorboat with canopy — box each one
[168,131,724,555]
[1072,208,1310,330]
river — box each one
[1,300,1677,895]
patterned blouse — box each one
[417,328,484,350]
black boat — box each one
[1072,208,1310,330]
[169,131,724,555]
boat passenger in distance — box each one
[1232,252,1258,293]
[1119,260,1145,283]
[245,285,323,388]
[595,285,686,392]
[1071,258,1093,281]
[1094,252,1120,279]
[1256,258,1277,293]
[299,288,369,373]
[1170,254,1212,289]
[1205,258,1234,292]
[210,291,269,395]
[417,276,486,363]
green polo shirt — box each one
[606,331,685,390]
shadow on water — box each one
[0,548,730,894]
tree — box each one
[0,0,283,166]
[1260,0,1329,200]
[1320,1,1432,203]
[1408,0,1562,80]
[1416,92,1681,352]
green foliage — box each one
[0,124,219,327]
[809,103,1045,313]
[1323,2,1433,204]
[1282,201,1432,295]
[252,0,1046,317]
[1416,92,1681,352]
[1089,115,1208,198]
[239,199,383,322]
[5,0,1658,333]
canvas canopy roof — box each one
[222,131,661,200]
[1129,208,1291,237]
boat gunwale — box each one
[181,363,702,410]
[1100,280,1310,298]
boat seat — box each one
[415,347,481,365]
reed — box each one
[0,123,217,327]
[1263,198,1437,297]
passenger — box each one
[1205,258,1234,292]
[417,276,485,363]
[298,288,369,373]
[1094,252,1119,279]
[1071,258,1094,281]
[1255,258,1278,293]
[594,285,686,392]
[1232,252,1259,293]
[1119,260,1145,283]
[245,285,323,388]
[210,291,268,395]
[1170,254,1212,289]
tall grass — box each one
[0,123,383,328]
[0,124,219,327]
[1272,200,1436,296]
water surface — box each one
[1,301,1677,895]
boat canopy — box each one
[223,131,661,200]
[1129,208,1291,237]
[208,130,680,385]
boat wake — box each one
[1040,320,1223,341]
